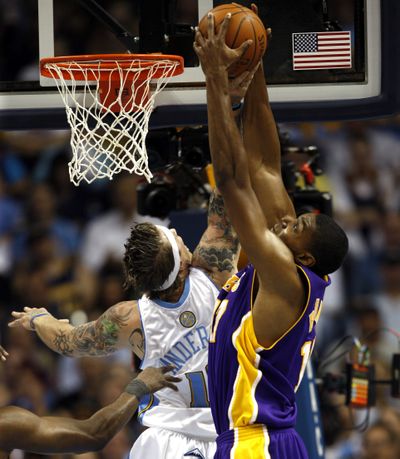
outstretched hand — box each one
[137,365,181,393]
[9,306,70,331]
[194,13,252,78]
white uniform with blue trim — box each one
[129,267,218,459]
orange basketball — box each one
[198,3,267,78]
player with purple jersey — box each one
[208,263,330,457]
[194,9,348,458]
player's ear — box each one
[295,251,315,267]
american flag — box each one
[292,31,352,70]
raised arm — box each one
[228,3,296,224]
[242,62,296,224]
[0,366,180,454]
[192,188,240,289]
[9,301,141,358]
[194,14,299,290]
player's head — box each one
[123,223,191,298]
[273,213,348,276]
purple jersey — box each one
[208,263,330,437]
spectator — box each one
[371,252,400,362]
[12,226,97,316]
[80,173,168,272]
[13,182,81,261]
[0,171,22,276]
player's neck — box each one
[158,271,187,303]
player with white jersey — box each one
[135,266,219,457]
[10,188,240,459]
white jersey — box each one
[137,267,219,441]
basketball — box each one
[198,3,267,78]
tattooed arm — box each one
[192,188,240,289]
[9,302,143,358]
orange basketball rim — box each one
[40,53,184,113]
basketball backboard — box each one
[0,0,399,129]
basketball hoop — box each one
[40,54,184,186]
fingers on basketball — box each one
[199,4,268,78]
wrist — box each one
[205,70,229,84]
[30,312,50,330]
[124,379,150,401]
[231,100,243,111]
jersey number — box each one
[209,299,228,343]
[295,339,315,392]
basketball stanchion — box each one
[40,54,184,186]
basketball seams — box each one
[247,19,259,72]
[214,12,246,31]
[229,16,247,48]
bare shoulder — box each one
[115,301,145,359]
[101,300,142,334]
[108,300,139,318]
[98,300,139,328]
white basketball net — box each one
[43,57,180,186]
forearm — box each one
[34,317,113,358]
[78,392,139,450]
[31,302,135,357]
[0,394,139,453]
[33,316,79,357]
[242,66,296,220]
[206,72,249,189]
[243,65,281,172]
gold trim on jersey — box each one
[138,394,154,417]
[231,425,271,458]
[228,310,262,429]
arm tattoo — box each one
[208,192,236,239]
[52,304,133,357]
[193,190,240,274]
[195,245,238,273]
[53,331,74,356]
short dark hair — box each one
[308,214,348,276]
[123,223,175,298]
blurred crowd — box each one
[0,129,169,459]
[283,115,400,459]
[0,115,399,458]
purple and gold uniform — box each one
[208,263,330,458]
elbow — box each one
[214,171,233,194]
[215,168,249,195]
[213,159,235,191]
[87,433,109,452]
[91,439,108,452]
[81,420,110,451]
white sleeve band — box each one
[154,225,181,291]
